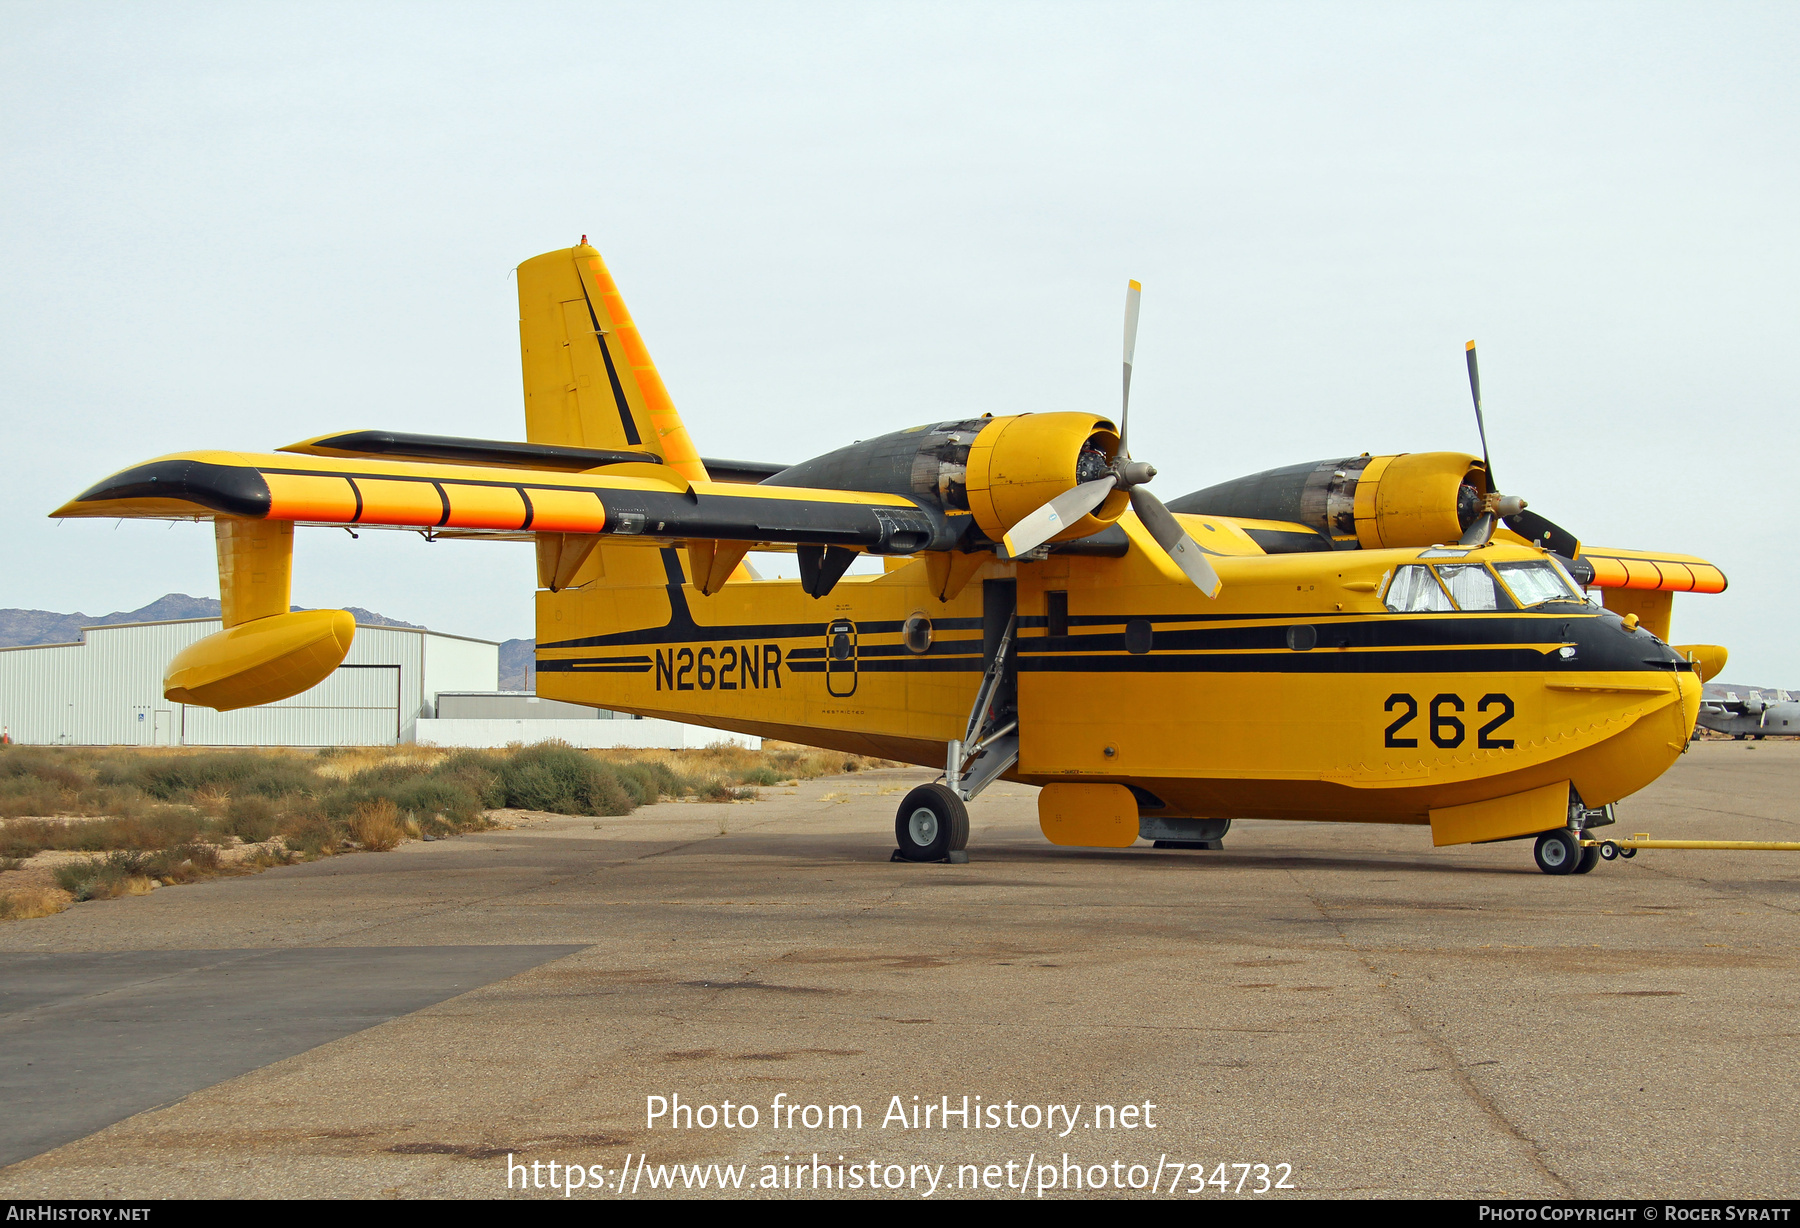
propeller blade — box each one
[1121,279,1141,456]
[1002,476,1118,559]
[1458,511,1495,548]
[1465,339,1494,489]
[1130,486,1222,597]
[1504,508,1580,557]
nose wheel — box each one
[894,783,970,863]
[1535,829,1599,875]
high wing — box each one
[50,449,951,555]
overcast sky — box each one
[2,2,1795,676]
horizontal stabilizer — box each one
[282,431,786,482]
[1579,545,1727,594]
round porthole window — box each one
[903,612,933,654]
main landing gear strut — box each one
[893,581,1018,864]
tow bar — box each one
[1582,832,1800,861]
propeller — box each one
[1456,341,1579,555]
[1002,281,1222,597]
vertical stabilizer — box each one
[517,243,709,480]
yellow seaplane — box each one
[52,243,1729,876]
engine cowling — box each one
[764,412,1126,546]
[1167,452,1489,550]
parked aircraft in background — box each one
[1698,685,1799,739]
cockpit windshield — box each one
[1494,560,1584,607]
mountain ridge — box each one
[0,594,426,649]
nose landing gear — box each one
[1534,828,1599,875]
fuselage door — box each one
[826,619,858,697]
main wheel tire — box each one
[1573,843,1601,874]
[1534,829,1583,875]
[895,783,970,862]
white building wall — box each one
[419,634,500,722]
[0,619,498,747]
[181,665,402,746]
[0,641,88,745]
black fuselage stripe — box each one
[562,650,1677,676]
[346,476,363,523]
[542,615,1588,653]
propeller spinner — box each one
[1002,281,1223,597]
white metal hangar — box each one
[0,617,497,747]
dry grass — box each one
[0,887,67,920]
[348,798,406,851]
[0,739,895,918]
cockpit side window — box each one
[1495,560,1584,607]
[1435,564,1504,611]
[1384,565,1455,613]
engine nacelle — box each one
[1168,452,1489,550]
[963,413,1126,544]
[765,412,1125,546]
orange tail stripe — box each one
[1585,556,1727,595]
[442,483,528,531]
[527,488,607,533]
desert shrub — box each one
[609,761,667,807]
[0,749,86,791]
[90,755,150,790]
[141,841,222,883]
[75,809,207,852]
[0,820,53,858]
[348,799,405,851]
[226,794,280,843]
[0,781,69,818]
[496,743,632,815]
[348,759,431,788]
[386,777,484,823]
[279,810,341,857]
[137,752,315,801]
[738,767,782,787]
[320,774,483,827]
[55,850,152,901]
[431,750,506,808]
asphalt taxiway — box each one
[1,742,1795,1199]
